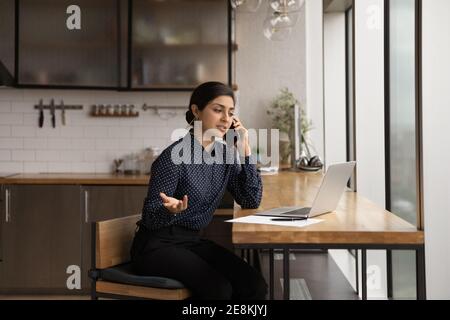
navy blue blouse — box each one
[141,132,263,231]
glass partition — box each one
[0,0,15,75]
[131,0,229,89]
[387,0,420,299]
[18,0,119,87]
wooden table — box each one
[230,171,425,300]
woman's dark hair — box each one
[186,82,235,125]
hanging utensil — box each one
[38,99,44,128]
[50,99,56,128]
[61,100,66,126]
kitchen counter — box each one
[0,165,295,185]
[0,173,151,185]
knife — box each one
[61,100,66,126]
[50,99,56,128]
[38,99,44,128]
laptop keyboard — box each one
[281,207,312,216]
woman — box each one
[131,82,267,300]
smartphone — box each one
[225,118,238,146]
[230,119,236,130]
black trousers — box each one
[130,225,267,300]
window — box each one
[346,7,356,191]
[386,0,422,300]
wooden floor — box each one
[0,251,358,300]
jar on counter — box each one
[91,105,98,116]
[114,105,121,115]
[139,147,160,174]
[98,105,106,115]
[122,154,140,175]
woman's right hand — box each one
[160,193,188,214]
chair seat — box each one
[100,263,186,290]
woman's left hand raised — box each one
[232,117,251,157]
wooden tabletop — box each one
[232,171,424,246]
[0,173,150,185]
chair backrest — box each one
[95,214,140,269]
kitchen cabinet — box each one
[129,0,230,90]
[79,186,235,288]
[0,182,235,294]
[17,0,119,88]
[79,186,234,289]
[201,214,234,252]
[0,184,4,262]
[80,185,148,290]
[14,0,231,90]
[0,185,81,294]
[0,0,15,78]
[207,191,234,251]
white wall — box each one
[323,10,358,294]
[422,0,450,300]
[0,89,188,173]
[0,5,308,174]
[354,0,386,299]
[355,0,385,207]
[305,0,324,159]
[355,0,387,298]
[326,0,387,299]
[323,13,347,168]
[235,2,306,132]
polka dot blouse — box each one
[141,132,263,231]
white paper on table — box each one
[226,215,323,228]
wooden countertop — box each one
[1,170,425,245]
[0,165,295,185]
[0,173,151,185]
[232,171,424,246]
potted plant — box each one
[267,88,314,166]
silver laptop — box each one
[256,162,356,219]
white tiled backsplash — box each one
[0,89,190,173]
